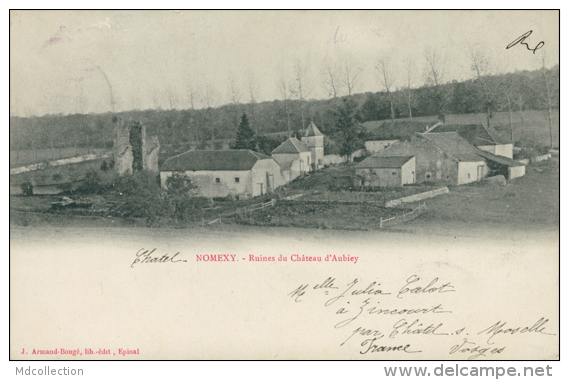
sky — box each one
[10,10,559,117]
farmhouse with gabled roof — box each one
[429,123,514,158]
[271,137,312,182]
[371,132,524,186]
[159,149,285,199]
[356,155,416,187]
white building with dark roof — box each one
[301,121,325,168]
[271,137,312,182]
[159,150,285,199]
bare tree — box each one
[376,57,396,122]
[185,75,201,110]
[501,73,519,142]
[340,57,362,96]
[424,47,446,87]
[184,75,201,143]
[226,71,242,126]
[165,86,178,111]
[202,83,219,140]
[404,58,415,120]
[244,70,259,133]
[511,76,530,138]
[540,50,554,149]
[291,59,313,129]
[96,65,116,113]
[321,56,342,98]
[424,47,447,121]
[277,65,293,135]
[151,89,161,110]
[469,48,502,128]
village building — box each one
[355,156,416,187]
[300,121,325,168]
[429,123,514,158]
[364,139,399,154]
[159,150,285,199]
[373,132,524,185]
[362,120,438,153]
[271,137,313,182]
[419,132,525,180]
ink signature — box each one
[506,30,544,54]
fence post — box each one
[380,217,383,229]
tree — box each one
[424,47,447,122]
[166,172,197,196]
[244,70,260,133]
[340,57,362,96]
[333,98,366,159]
[227,71,242,126]
[277,65,293,135]
[202,83,219,140]
[404,58,415,120]
[233,113,256,150]
[469,48,502,128]
[291,59,313,129]
[185,75,201,143]
[321,56,342,98]
[255,135,286,156]
[540,50,554,149]
[376,57,396,122]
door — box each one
[477,165,484,181]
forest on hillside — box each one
[10,64,559,156]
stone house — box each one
[355,156,416,187]
[429,123,514,158]
[373,132,524,185]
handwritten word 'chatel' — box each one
[131,248,186,268]
[288,276,556,359]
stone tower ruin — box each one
[113,117,160,175]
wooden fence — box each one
[205,199,277,226]
[379,202,427,229]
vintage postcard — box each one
[10,10,559,361]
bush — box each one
[166,172,197,196]
[108,171,208,226]
[77,170,104,194]
[20,181,33,196]
[100,160,110,171]
[110,171,160,196]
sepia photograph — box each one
[9,10,559,363]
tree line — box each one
[10,62,559,156]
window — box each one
[392,171,397,176]
[426,174,431,179]
[467,173,471,179]
[215,177,220,183]
[235,177,240,183]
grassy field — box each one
[395,109,559,148]
[10,148,108,168]
[10,157,109,189]
[392,157,559,237]
[237,201,411,230]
